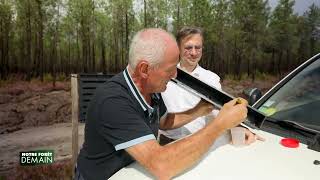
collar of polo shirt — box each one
[123,66,161,116]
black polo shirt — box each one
[77,67,167,180]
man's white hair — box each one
[128,28,174,69]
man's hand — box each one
[244,128,266,145]
[213,98,248,130]
[193,100,214,118]
[161,100,213,130]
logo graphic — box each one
[20,150,54,166]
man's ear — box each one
[136,60,149,79]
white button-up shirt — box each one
[161,63,222,140]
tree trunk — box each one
[33,30,38,77]
[76,29,81,72]
[277,51,282,77]
[80,8,87,73]
[144,0,147,27]
[0,15,10,80]
[82,36,87,72]
[177,1,180,30]
[26,0,32,81]
[38,2,44,82]
[271,48,275,74]
[251,50,256,81]
[51,41,56,88]
[52,3,61,87]
[235,53,242,80]
[286,48,290,72]
[114,30,118,72]
[100,39,106,73]
[0,16,4,79]
[310,37,315,57]
[19,32,25,77]
[108,43,112,73]
[92,39,95,72]
[125,7,129,62]
[247,52,250,78]
[92,0,95,72]
[67,35,71,76]
[233,40,242,80]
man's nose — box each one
[190,48,197,55]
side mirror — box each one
[243,88,262,106]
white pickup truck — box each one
[110,53,320,180]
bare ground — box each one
[0,76,278,180]
[0,123,84,179]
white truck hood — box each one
[110,130,320,180]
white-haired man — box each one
[76,28,248,180]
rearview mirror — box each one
[243,88,262,106]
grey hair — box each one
[128,28,174,69]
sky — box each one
[268,0,320,15]
[133,0,320,16]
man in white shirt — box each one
[161,27,261,145]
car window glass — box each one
[258,58,320,127]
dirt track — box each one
[0,81,75,178]
[0,123,84,177]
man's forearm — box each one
[160,108,203,130]
[157,119,226,179]
[128,98,248,179]
[127,118,226,179]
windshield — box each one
[258,57,320,129]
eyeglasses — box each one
[184,45,203,52]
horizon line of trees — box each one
[0,0,320,82]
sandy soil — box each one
[0,81,76,179]
[0,123,84,178]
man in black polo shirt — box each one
[76,28,249,180]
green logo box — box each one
[20,150,54,166]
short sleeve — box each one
[97,95,156,151]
